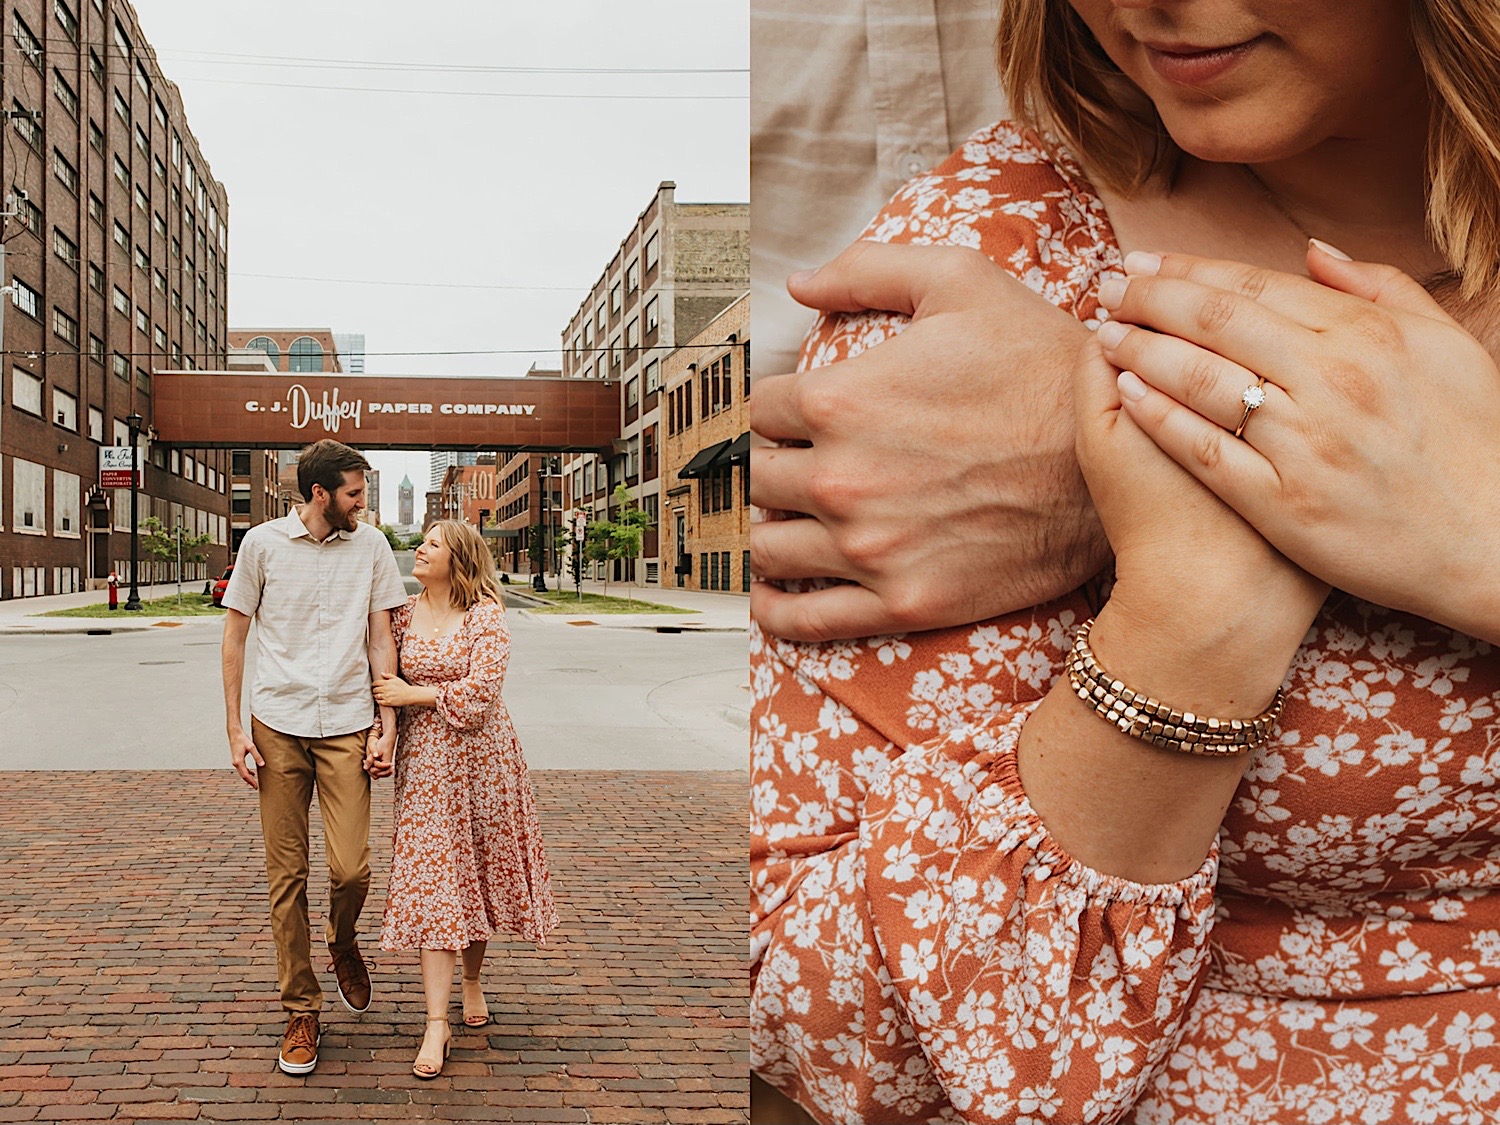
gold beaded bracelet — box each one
[1065,618,1285,757]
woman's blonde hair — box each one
[429,519,502,610]
[996,0,1500,297]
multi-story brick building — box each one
[661,294,749,594]
[558,181,746,587]
[2,0,231,596]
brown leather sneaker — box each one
[278,1012,319,1075]
[328,943,372,1013]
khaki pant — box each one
[252,716,371,1013]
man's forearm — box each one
[368,630,398,733]
[221,613,250,733]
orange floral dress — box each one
[380,596,558,951]
[750,123,1500,1125]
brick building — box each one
[1,0,231,596]
[558,182,747,587]
[661,294,749,594]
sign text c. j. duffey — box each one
[243,384,538,434]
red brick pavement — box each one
[0,771,747,1123]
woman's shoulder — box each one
[862,118,1114,265]
[463,598,507,626]
[393,594,418,622]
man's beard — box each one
[323,500,359,532]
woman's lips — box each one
[1145,37,1261,87]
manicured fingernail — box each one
[1096,321,1128,349]
[788,269,818,286]
[1123,251,1162,276]
[1117,371,1148,402]
[1308,238,1352,261]
[1097,277,1127,310]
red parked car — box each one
[211,565,234,607]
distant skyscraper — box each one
[333,332,366,374]
[364,469,381,525]
[399,475,415,526]
[429,451,479,492]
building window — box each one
[136,307,148,333]
[12,13,43,69]
[645,231,660,271]
[54,1,79,41]
[53,229,79,270]
[10,100,41,152]
[135,185,149,214]
[112,88,130,127]
[88,193,104,226]
[231,450,250,475]
[171,131,182,168]
[53,308,79,346]
[644,359,660,395]
[87,334,103,362]
[153,154,165,181]
[113,221,131,251]
[743,549,751,592]
[153,325,166,350]
[626,318,639,349]
[87,263,103,293]
[88,49,103,86]
[135,246,149,272]
[596,303,607,334]
[87,406,103,442]
[135,124,149,156]
[154,268,166,293]
[610,283,622,314]
[112,354,128,380]
[53,71,78,117]
[645,297,659,335]
[113,287,130,316]
[53,149,78,193]
[135,59,150,96]
[231,486,251,516]
[113,154,130,188]
[154,97,166,128]
[13,459,45,533]
[289,337,323,372]
[11,280,39,320]
[136,368,151,394]
[13,368,43,414]
[53,387,78,430]
[626,260,639,293]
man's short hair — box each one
[296,440,370,502]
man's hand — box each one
[229,725,264,790]
[749,241,1106,642]
[364,728,395,780]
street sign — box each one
[99,446,142,489]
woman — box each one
[372,519,558,1079]
[750,2,1500,1122]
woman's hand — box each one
[1072,336,1328,683]
[749,241,1104,642]
[1097,244,1500,642]
[372,672,417,708]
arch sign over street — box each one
[150,372,620,451]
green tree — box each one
[140,516,213,587]
[378,523,402,551]
[582,486,653,598]
[403,532,427,550]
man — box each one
[220,439,407,1076]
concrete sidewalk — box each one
[0,584,215,635]
[0,770,747,1123]
[503,578,747,633]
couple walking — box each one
[220,439,557,1078]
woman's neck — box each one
[423,582,454,610]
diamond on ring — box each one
[1234,377,1267,439]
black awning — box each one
[722,431,750,464]
[678,438,733,479]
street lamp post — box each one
[124,413,144,611]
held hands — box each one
[1097,244,1500,642]
[363,727,395,780]
[229,726,265,790]
[749,241,1105,643]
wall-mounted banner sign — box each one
[151,373,620,452]
[99,445,142,488]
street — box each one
[0,607,747,772]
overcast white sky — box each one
[130,0,748,519]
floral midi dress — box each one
[750,122,1500,1124]
[380,596,558,951]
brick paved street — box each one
[0,771,747,1123]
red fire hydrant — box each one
[107,571,119,610]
